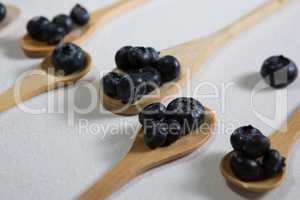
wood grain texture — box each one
[79,107,216,200]
[20,0,149,58]
[220,107,300,192]
[0,5,20,32]
[0,53,92,112]
[102,0,289,116]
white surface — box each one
[1,0,300,199]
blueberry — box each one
[139,67,162,93]
[230,125,263,151]
[144,120,168,149]
[116,73,147,104]
[231,151,263,181]
[163,119,183,146]
[27,16,50,41]
[0,3,6,22]
[138,103,166,125]
[102,72,122,98]
[46,23,66,45]
[261,55,298,89]
[262,149,286,178]
[115,46,132,71]
[51,43,86,75]
[128,47,154,69]
[52,14,74,33]
[166,97,205,134]
[242,133,270,158]
[70,4,90,26]
[146,47,160,63]
[155,55,181,83]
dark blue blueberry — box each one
[138,103,166,125]
[242,133,270,158]
[261,55,298,89]
[144,120,168,149]
[0,3,6,22]
[139,67,162,93]
[146,47,160,63]
[155,55,180,83]
[230,125,263,151]
[27,16,50,41]
[46,23,66,45]
[70,4,90,26]
[163,119,183,146]
[102,72,122,99]
[51,43,86,75]
[115,46,132,71]
[231,151,263,182]
[166,97,205,135]
[262,149,286,178]
[52,14,74,33]
[128,47,154,69]
[116,73,147,104]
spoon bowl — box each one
[79,107,216,200]
[102,0,289,116]
[0,5,20,32]
[0,51,92,112]
[20,0,149,58]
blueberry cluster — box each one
[103,46,181,104]
[0,2,6,23]
[51,43,87,75]
[138,97,205,149]
[230,125,286,181]
[27,4,90,45]
[261,55,298,89]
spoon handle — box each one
[79,155,142,200]
[211,0,289,46]
[270,108,300,157]
[0,70,54,112]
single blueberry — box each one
[262,149,286,178]
[116,73,147,104]
[163,119,183,146]
[52,14,74,33]
[128,47,154,69]
[242,133,270,158]
[138,103,166,125]
[230,125,263,151]
[115,46,132,71]
[27,16,50,41]
[146,47,160,63]
[102,72,122,99]
[0,3,6,22]
[155,55,181,83]
[261,55,298,89]
[139,67,162,93]
[51,43,86,75]
[144,120,168,149]
[231,151,263,182]
[46,23,66,45]
[70,4,90,26]
[166,97,205,135]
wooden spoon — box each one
[220,108,300,192]
[0,52,92,112]
[79,107,215,200]
[0,5,20,32]
[101,0,289,116]
[20,0,149,58]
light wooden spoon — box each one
[0,5,20,32]
[220,108,300,192]
[79,107,215,200]
[101,0,289,116]
[0,52,92,112]
[20,0,149,58]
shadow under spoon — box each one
[101,0,290,116]
[220,107,300,192]
[20,0,149,58]
[0,5,20,32]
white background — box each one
[1,0,300,199]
